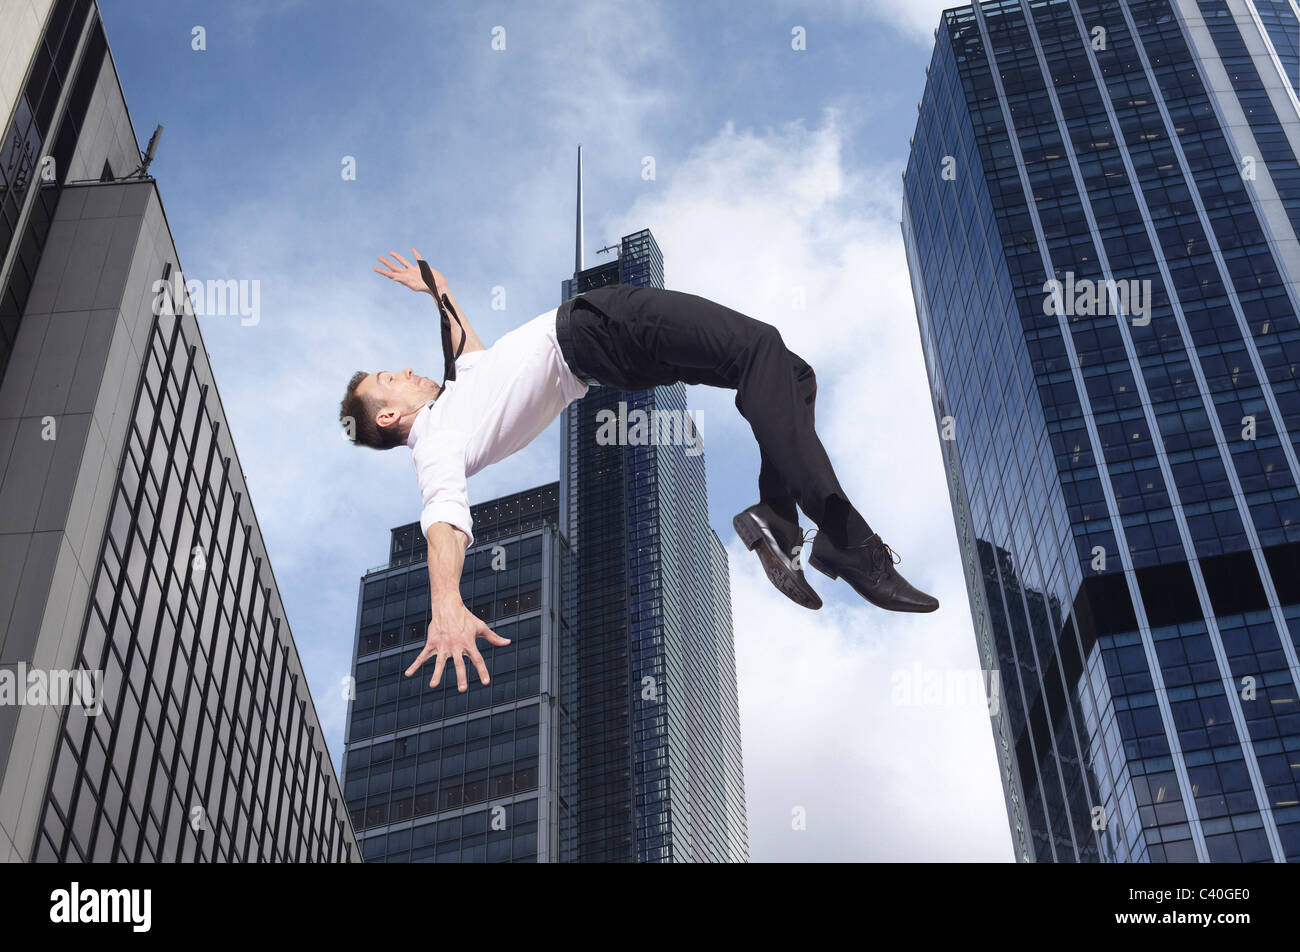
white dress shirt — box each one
[407,307,589,547]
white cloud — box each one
[803,0,957,45]
[730,539,1013,860]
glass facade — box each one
[904,0,1300,862]
[342,484,571,862]
[0,0,100,385]
[560,229,748,862]
[1250,0,1300,97]
[31,270,358,861]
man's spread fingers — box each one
[404,647,432,677]
[391,251,411,268]
[480,626,511,647]
[469,647,490,685]
[453,654,468,693]
[428,653,446,689]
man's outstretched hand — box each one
[404,595,511,692]
[374,248,447,296]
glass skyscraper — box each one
[561,225,748,862]
[0,0,358,861]
[342,484,573,862]
[904,0,1300,862]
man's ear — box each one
[375,406,399,430]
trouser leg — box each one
[565,284,871,545]
[742,355,817,527]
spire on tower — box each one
[575,144,584,274]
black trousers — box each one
[555,283,868,545]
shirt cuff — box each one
[420,502,475,549]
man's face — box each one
[360,368,440,431]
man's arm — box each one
[374,249,487,356]
[425,264,487,356]
[404,522,511,692]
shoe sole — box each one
[808,551,939,613]
[733,513,822,610]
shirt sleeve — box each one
[454,349,486,374]
[411,428,474,548]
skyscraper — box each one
[342,483,574,862]
[0,0,358,861]
[904,0,1300,862]
[560,159,748,861]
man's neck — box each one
[400,389,440,439]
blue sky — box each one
[97,0,1013,861]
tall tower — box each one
[341,484,573,862]
[559,151,748,862]
[904,0,1300,862]
[0,0,358,861]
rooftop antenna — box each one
[575,144,583,274]
[133,124,163,178]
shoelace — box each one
[789,528,817,568]
[846,534,902,579]
[789,527,901,575]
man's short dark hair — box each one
[340,370,404,450]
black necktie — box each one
[418,259,466,384]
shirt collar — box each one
[406,398,437,448]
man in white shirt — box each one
[340,250,938,693]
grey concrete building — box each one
[0,0,359,861]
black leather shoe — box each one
[808,531,939,613]
[733,503,822,610]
